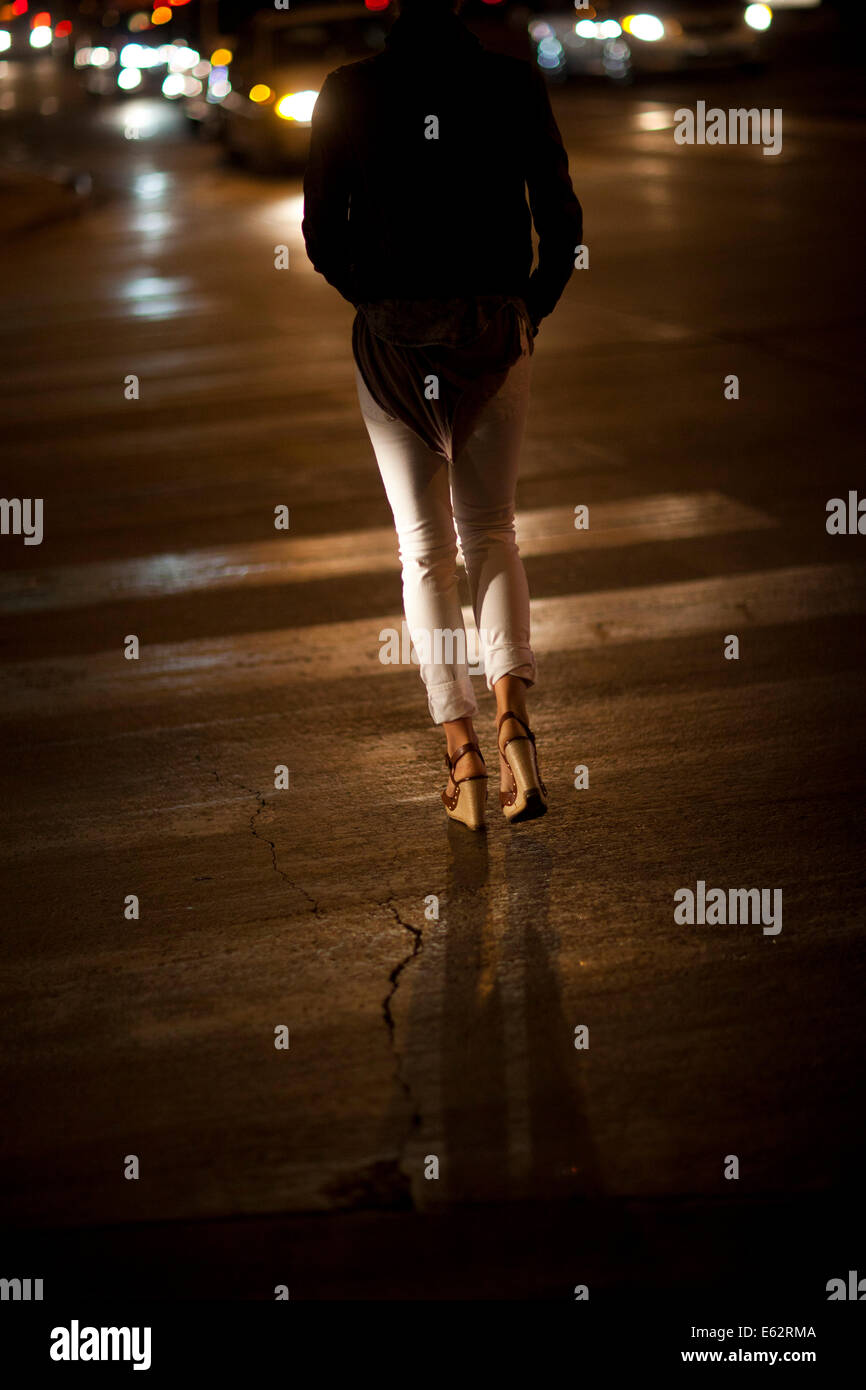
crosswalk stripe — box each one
[0,563,858,719]
[0,491,774,614]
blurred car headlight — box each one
[120,44,163,70]
[536,35,564,69]
[208,66,231,101]
[575,19,622,39]
[276,90,318,123]
[621,14,665,42]
[0,31,11,54]
[30,25,52,49]
[118,67,142,91]
[162,72,185,99]
[168,46,200,73]
[744,4,772,29]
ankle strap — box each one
[496,710,534,742]
[444,741,486,774]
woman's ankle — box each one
[494,675,530,728]
[443,715,475,750]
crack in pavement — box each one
[382,896,424,1138]
[243,784,323,917]
[196,756,323,916]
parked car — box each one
[198,3,390,171]
[529,2,776,83]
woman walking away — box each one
[303,0,582,830]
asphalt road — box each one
[1,50,864,1302]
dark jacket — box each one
[302,10,583,330]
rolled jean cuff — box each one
[426,675,479,725]
[485,645,536,693]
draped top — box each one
[352,294,534,461]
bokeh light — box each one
[745,4,773,30]
[276,90,318,123]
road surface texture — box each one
[1,45,864,1301]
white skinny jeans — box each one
[356,347,536,724]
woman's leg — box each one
[355,365,485,788]
[450,350,535,791]
[493,675,531,795]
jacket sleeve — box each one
[523,67,583,330]
[302,71,358,306]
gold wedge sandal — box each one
[497,710,548,825]
[441,741,488,831]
